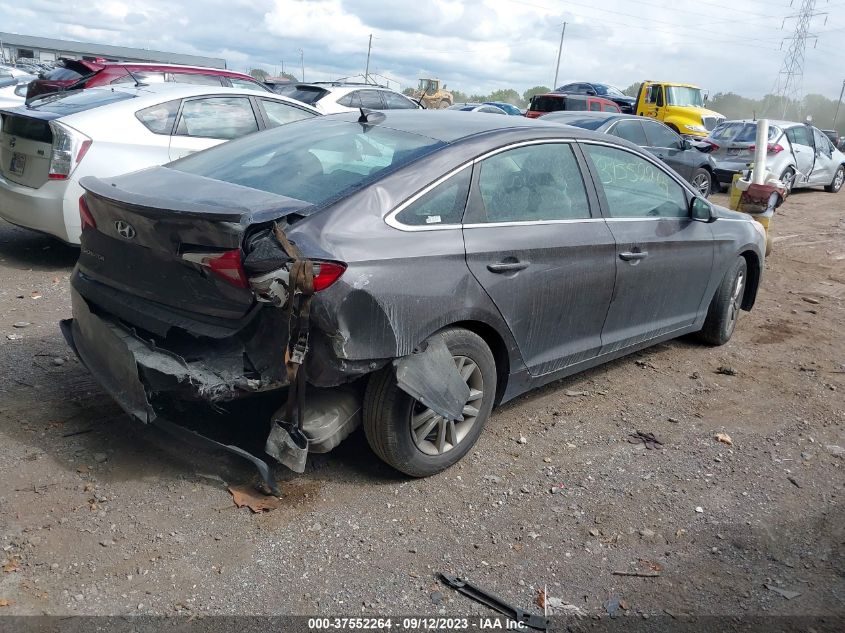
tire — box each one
[780,167,796,193]
[824,165,844,193]
[363,327,496,477]
[691,167,712,197]
[438,99,450,109]
[698,257,748,346]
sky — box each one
[1,0,844,100]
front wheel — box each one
[363,328,496,477]
[438,99,450,109]
[825,165,844,193]
[691,168,712,197]
[698,257,747,346]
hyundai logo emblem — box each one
[114,220,136,240]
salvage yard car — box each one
[542,111,718,196]
[703,119,845,193]
[0,83,318,244]
[61,111,766,486]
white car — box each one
[0,83,318,244]
[278,82,421,114]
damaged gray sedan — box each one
[62,110,766,486]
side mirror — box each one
[691,197,715,222]
[681,138,692,150]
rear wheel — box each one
[780,167,796,193]
[691,168,712,197]
[698,257,747,346]
[363,328,496,477]
[825,165,844,193]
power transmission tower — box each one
[769,0,828,118]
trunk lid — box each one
[78,168,314,321]
[26,60,103,102]
[0,109,60,187]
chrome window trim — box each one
[463,218,604,229]
[384,139,580,232]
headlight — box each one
[751,219,766,241]
[684,124,707,132]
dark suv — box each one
[26,59,268,102]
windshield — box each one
[171,118,446,206]
[665,86,704,107]
[596,84,625,97]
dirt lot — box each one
[0,190,843,623]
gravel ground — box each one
[0,190,843,622]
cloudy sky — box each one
[2,0,843,99]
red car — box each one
[26,59,268,102]
[525,92,621,118]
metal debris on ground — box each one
[439,573,549,630]
[714,432,733,446]
[628,431,664,450]
[228,484,282,513]
[715,366,738,376]
[765,584,802,600]
[603,596,628,618]
[564,389,589,397]
[535,586,586,617]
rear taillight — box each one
[79,195,96,230]
[703,140,719,152]
[312,261,346,291]
[206,250,249,288]
[47,121,92,180]
[747,143,784,154]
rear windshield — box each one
[171,118,445,207]
[529,96,566,113]
[277,85,328,105]
[2,114,52,143]
[541,114,607,130]
[710,122,778,143]
[44,67,85,82]
[25,89,135,115]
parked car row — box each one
[0,83,317,243]
[702,119,845,193]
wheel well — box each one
[453,320,510,405]
[740,250,761,310]
[667,123,679,133]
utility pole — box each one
[299,49,304,82]
[833,79,845,129]
[553,22,567,90]
[768,0,827,118]
[364,34,373,84]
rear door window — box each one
[395,168,471,226]
[381,90,416,109]
[643,121,681,148]
[358,90,385,109]
[136,99,180,134]
[786,126,812,148]
[612,120,648,146]
[530,96,566,113]
[473,143,591,222]
[601,103,617,112]
[259,98,316,127]
[175,96,259,139]
[589,100,601,111]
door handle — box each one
[619,251,648,261]
[487,261,529,273]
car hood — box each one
[667,105,724,119]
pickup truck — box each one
[635,81,725,138]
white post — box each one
[751,119,769,185]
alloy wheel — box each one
[834,168,844,191]
[410,355,483,456]
[692,173,711,196]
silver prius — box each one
[62,111,767,482]
[705,119,845,193]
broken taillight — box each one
[206,250,249,288]
[79,195,96,230]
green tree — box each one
[249,68,269,81]
[488,88,520,105]
[622,82,641,98]
[522,85,551,105]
